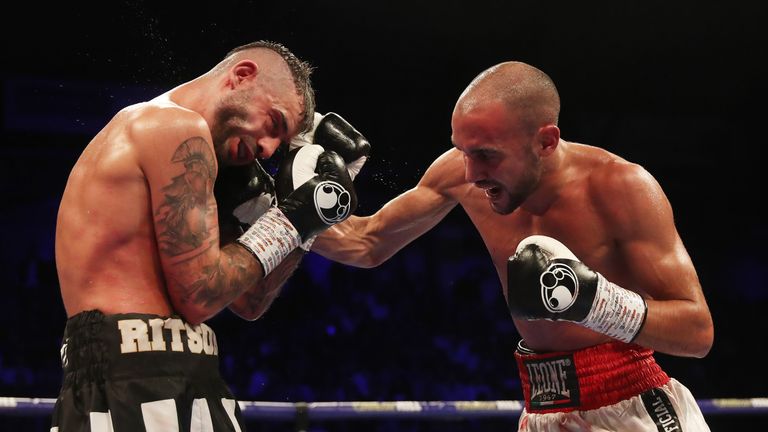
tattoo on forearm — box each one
[155,137,217,256]
[241,287,271,316]
[183,245,255,307]
[238,249,304,317]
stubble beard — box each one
[490,178,536,215]
[489,150,542,215]
[210,91,250,167]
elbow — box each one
[689,338,713,359]
[172,301,214,326]
[229,304,267,322]
[680,310,714,358]
[180,309,211,326]
[167,284,216,325]
[690,317,714,358]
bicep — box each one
[141,128,223,311]
[600,164,713,356]
[148,136,219,261]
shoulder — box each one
[589,156,662,204]
[126,101,210,146]
[419,148,469,196]
[122,101,217,177]
[567,143,659,197]
[581,146,670,227]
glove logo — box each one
[313,180,352,224]
[540,263,579,313]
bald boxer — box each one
[51,41,362,431]
[313,62,713,431]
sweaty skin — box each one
[313,96,712,357]
[56,48,307,325]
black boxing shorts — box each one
[515,340,670,414]
[50,310,245,432]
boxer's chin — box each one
[489,201,513,215]
[488,191,518,215]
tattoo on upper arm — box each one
[155,137,217,257]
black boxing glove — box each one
[276,144,357,233]
[290,112,371,180]
[236,144,356,274]
[289,112,370,250]
[506,235,647,342]
[214,160,276,244]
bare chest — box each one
[457,188,615,289]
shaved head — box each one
[456,61,560,133]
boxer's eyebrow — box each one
[270,109,290,140]
[278,111,289,136]
[452,142,497,156]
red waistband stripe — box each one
[515,341,669,413]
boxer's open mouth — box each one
[485,186,501,198]
[237,140,254,162]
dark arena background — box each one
[3,1,767,430]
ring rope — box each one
[1,397,767,419]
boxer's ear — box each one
[536,124,560,156]
[228,60,259,89]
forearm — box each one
[229,248,305,320]
[168,242,265,325]
[312,156,461,266]
[312,216,383,267]
[314,197,455,268]
[631,298,713,358]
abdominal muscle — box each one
[513,318,611,352]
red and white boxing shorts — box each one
[515,340,710,431]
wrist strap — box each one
[236,207,301,275]
[580,274,648,342]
